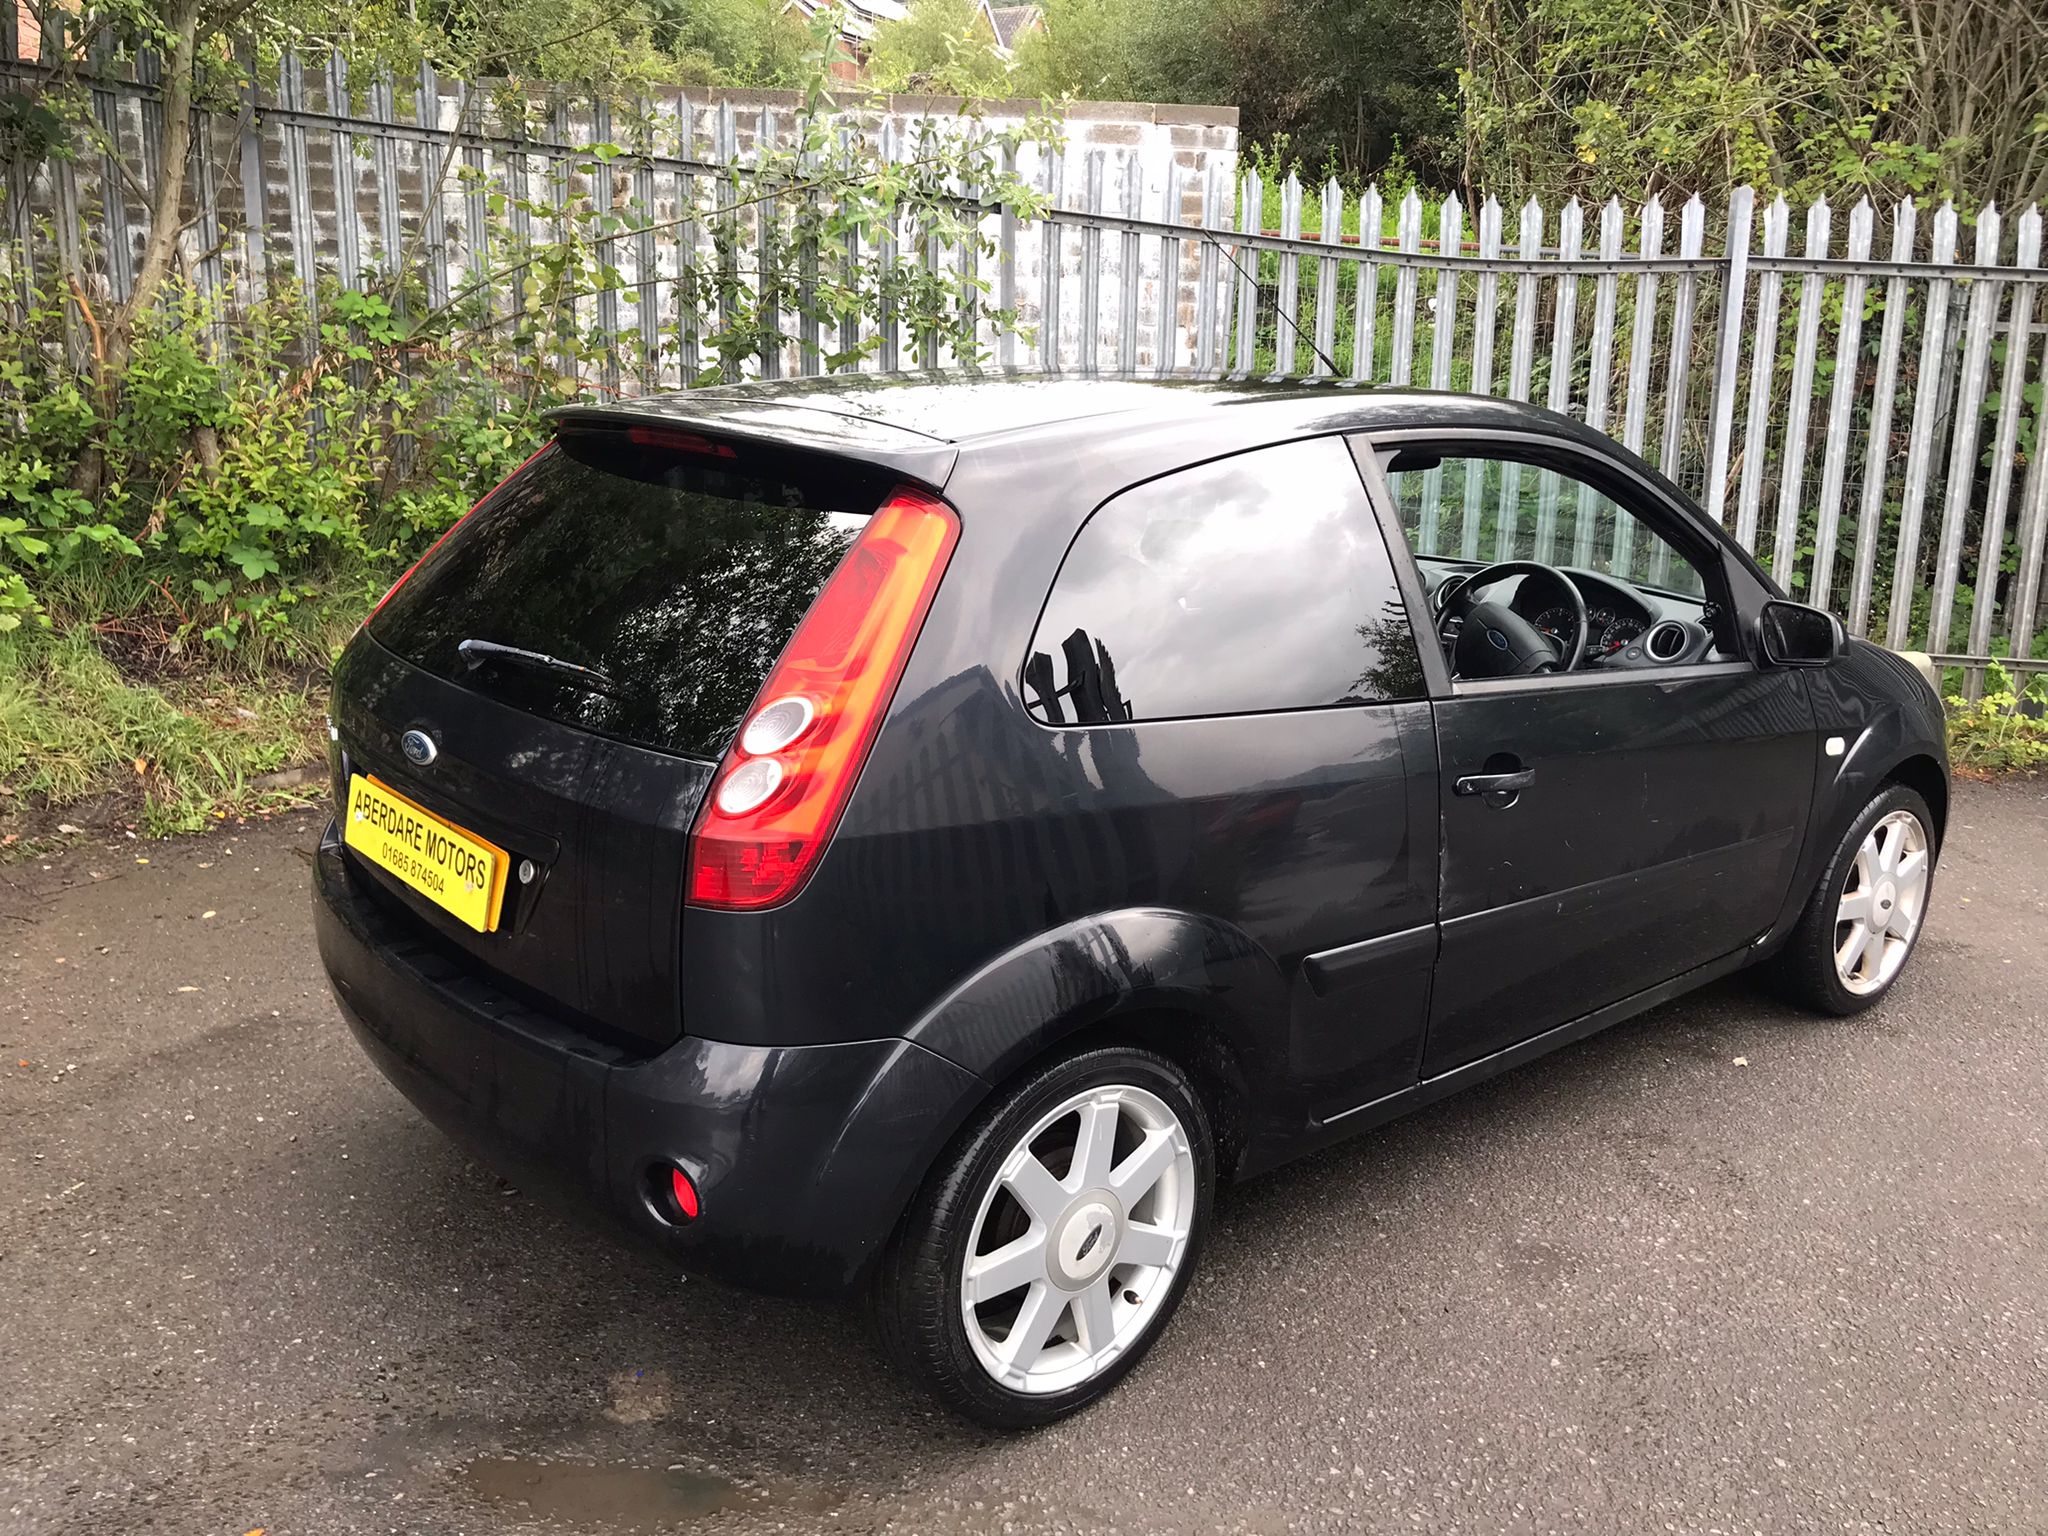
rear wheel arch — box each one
[901,907,1287,1096]
[979,1003,1256,1182]
[868,923,1275,1285]
[867,996,1259,1303]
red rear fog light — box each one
[668,1166,700,1223]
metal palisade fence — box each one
[0,25,1240,389]
[3,30,2046,689]
[1196,176,2048,691]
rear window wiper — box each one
[457,638,620,698]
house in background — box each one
[987,5,1046,58]
[782,0,910,77]
[9,0,45,57]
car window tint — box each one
[370,435,884,760]
[1385,452,1706,597]
[1024,437,1424,725]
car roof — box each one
[679,373,1334,442]
[542,372,1734,545]
[546,370,1653,461]
[543,371,1770,585]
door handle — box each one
[1454,768,1535,796]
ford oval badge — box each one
[1487,628,1511,651]
[400,729,438,766]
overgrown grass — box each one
[0,625,328,839]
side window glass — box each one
[1025,437,1424,725]
[1385,452,1706,598]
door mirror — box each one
[1758,600,1842,667]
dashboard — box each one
[1420,560,1727,673]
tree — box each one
[1008,0,1141,101]
[865,0,1019,97]
[648,0,813,86]
[1458,0,2048,204]
[1013,0,1462,185]
[1132,0,1459,183]
[9,0,824,454]
[416,0,813,86]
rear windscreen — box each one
[370,432,882,759]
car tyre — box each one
[876,1044,1213,1429]
[1769,782,1936,1015]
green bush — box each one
[1946,665,2048,777]
[0,275,559,662]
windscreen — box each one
[369,431,883,759]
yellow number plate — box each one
[343,774,509,934]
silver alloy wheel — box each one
[959,1083,1196,1396]
[1834,808,1930,996]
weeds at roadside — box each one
[0,626,328,842]
[1945,669,2048,779]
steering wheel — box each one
[1441,560,1588,678]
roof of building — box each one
[988,5,1044,52]
[781,0,908,43]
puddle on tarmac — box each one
[455,1453,839,1528]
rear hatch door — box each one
[334,426,905,1052]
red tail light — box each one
[686,485,960,910]
[365,444,551,626]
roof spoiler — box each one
[543,395,958,490]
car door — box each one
[1015,434,1442,1121]
[1355,433,1817,1078]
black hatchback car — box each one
[314,376,1947,1426]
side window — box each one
[1384,450,1706,597]
[1024,437,1424,725]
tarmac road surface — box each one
[3,780,2044,1534]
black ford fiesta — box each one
[314,375,1947,1427]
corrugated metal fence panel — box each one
[1610,196,1663,579]
[1734,194,1791,555]
[1350,184,1382,383]
[1418,193,1464,553]
[1039,148,1063,373]
[1457,197,1506,560]
[1575,198,1625,567]
[1274,170,1302,372]
[416,68,452,314]
[1703,186,1756,533]
[1389,188,1422,386]
[1927,209,2004,655]
[1887,203,1962,650]
[1311,177,1341,379]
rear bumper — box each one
[312,822,986,1296]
